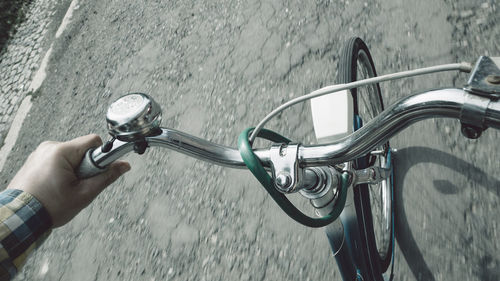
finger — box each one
[60,134,103,166]
[39,140,59,147]
[79,161,131,199]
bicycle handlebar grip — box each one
[76,149,107,179]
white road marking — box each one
[0,0,80,172]
[55,0,79,39]
[28,44,53,92]
[0,96,32,172]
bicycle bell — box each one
[106,93,162,142]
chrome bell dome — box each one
[106,93,162,141]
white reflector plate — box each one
[310,90,353,144]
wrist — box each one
[2,189,54,230]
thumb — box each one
[79,161,131,199]
[61,134,103,166]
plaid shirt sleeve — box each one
[0,189,52,280]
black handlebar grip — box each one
[76,149,107,179]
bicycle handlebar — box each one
[76,88,500,179]
[301,88,500,166]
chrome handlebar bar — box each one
[301,88,500,166]
[76,87,500,179]
[90,128,261,169]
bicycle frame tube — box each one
[90,88,499,169]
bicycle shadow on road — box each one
[393,146,500,281]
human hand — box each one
[7,134,130,227]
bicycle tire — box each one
[336,37,394,280]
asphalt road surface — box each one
[0,0,499,280]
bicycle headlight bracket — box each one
[465,56,500,100]
[461,56,500,138]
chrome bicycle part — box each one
[248,62,472,142]
[465,56,500,99]
[460,93,491,139]
[460,56,500,138]
[106,93,162,141]
[352,166,392,186]
[364,151,392,261]
[300,88,500,167]
[299,166,342,216]
[269,143,303,193]
[74,53,500,281]
[84,89,500,172]
[78,56,500,179]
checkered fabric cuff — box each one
[0,189,52,280]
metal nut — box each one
[279,144,287,156]
[486,75,500,85]
[275,173,291,190]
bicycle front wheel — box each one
[336,37,394,280]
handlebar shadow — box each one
[393,146,500,281]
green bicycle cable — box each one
[238,127,348,228]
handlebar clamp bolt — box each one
[275,173,291,191]
[279,144,287,157]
